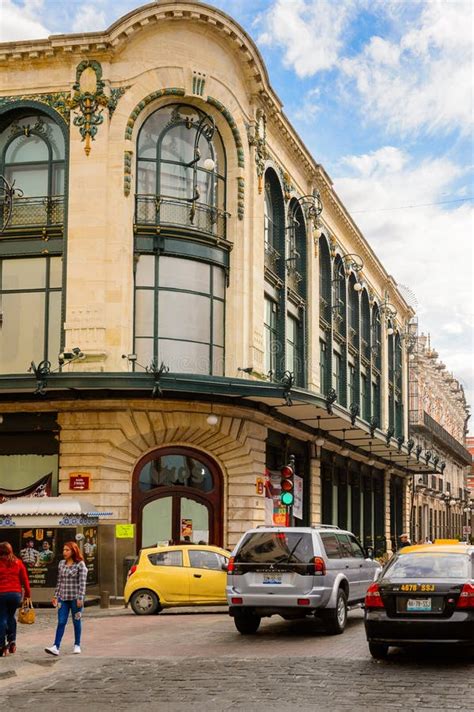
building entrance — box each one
[132,447,223,549]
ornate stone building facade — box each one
[0,1,447,592]
[409,334,471,541]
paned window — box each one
[134,255,225,375]
[264,296,278,378]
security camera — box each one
[122,354,137,362]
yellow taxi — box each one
[124,544,230,615]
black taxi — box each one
[364,541,474,659]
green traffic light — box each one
[281,491,294,506]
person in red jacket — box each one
[0,541,31,657]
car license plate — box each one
[263,574,282,584]
[407,598,431,612]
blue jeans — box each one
[54,598,83,648]
[0,592,22,647]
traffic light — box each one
[280,458,295,507]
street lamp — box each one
[186,112,216,223]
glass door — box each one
[141,494,211,547]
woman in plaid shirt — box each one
[45,541,88,656]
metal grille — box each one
[135,194,227,240]
[264,241,280,274]
[0,195,64,230]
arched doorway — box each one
[132,447,223,549]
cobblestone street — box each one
[0,608,472,711]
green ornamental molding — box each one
[237,177,244,220]
[124,88,186,140]
[124,149,133,197]
[70,59,128,156]
[0,93,71,123]
[206,96,244,169]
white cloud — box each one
[334,146,474,407]
[258,0,356,77]
[71,5,107,33]
[0,0,50,41]
[341,0,473,135]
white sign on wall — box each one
[293,474,303,520]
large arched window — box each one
[0,113,65,228]
[319,236,332,396]
[136,104,226,238]
[263,168,285,380]
[0,110,66,375]
[360,289,371,421]
[286,199,307,386]
[332,256,347,405]
[371,304,382,424]
[347,273,360,411]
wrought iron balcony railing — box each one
[135,194,227,240]
[264,241,280,274]
[1,195,64,231]
[409,409,472,465]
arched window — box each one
[136,104,226,238]
[263,168,285,380]
[286,199,307,386]
[319,236,332,396]
[371,304,382,424]
[0,113,65,228]
[0,110,66,375]
[388,325,395,430]
[360,289,371,421]
[332,256,346,336]
[348,273,359,349]
[395,332,403,436]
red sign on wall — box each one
[69,473,90,491]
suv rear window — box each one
[386,553,469,579]
[320,533,341,559]
[234,532,314,564]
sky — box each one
[1,0,473,426]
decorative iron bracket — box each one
[406,438,415,455]
[146,360,170,398]
[349,403,360,426]
[415,444,422,462]
[1,175,24,232]
[369,417,378,439]
[396,435,404,452]
[325,388,337,415]
[280,370,295,406]
[385,426,395,446]
[29,360,51,396]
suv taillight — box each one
[456,582,474,609]
[227,556,235,574]
[313,556,326,576]
[365,582,385,609]
[127,564,137,578]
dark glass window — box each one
[320,533,341,559]
[336,533,353,557]
[286,312,302,385]
[138,454,214,493]
[148,550,183,567]
[264,296,278,378]
[234,532,314,564]
[319,237,331,324]
[189,550,227,570]
[349,535,365,558]
[361,290,371,360]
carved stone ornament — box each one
[248,108,267,193]
[0,93,71,123]
[70,60,128,156]
[280,169,293,202]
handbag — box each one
[18,598,35,625]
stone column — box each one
[384,469,392,555]
[310,452,321,525]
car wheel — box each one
[233,612,261,635]
[130,589,160,615]
[368,642,389,660]
[322,588,348,635]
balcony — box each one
[1,195,64,232]
[264,241,280,275]
[409,410,472,465]
[135,194,227,241]
[286,261,303,293]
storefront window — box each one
[138,454,214,493]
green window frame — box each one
[264,296,278,379]
[133,254,225,376]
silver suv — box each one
[226,525,381,635]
